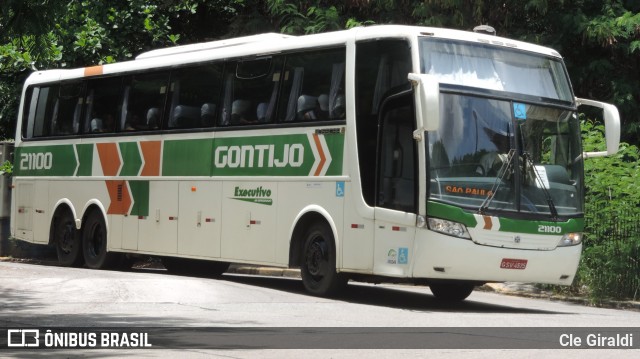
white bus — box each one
[11,25,620,301]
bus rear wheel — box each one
[54,209,83,267]
[300,223,346,297]
[82,210,119,269]
[429,282,475,302]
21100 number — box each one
[20,152,53,170]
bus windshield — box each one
[420,38,573,102]
[421,39,584,218]
[427,95,584,218]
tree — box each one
[0,0,244,139]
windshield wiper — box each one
[522,153,559,219]
[478,149,516,214]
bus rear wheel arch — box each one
[51,206,83,267]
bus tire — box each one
[300,223,347,297]
[82,210,118,269]
[429,282,475,302]
[53,209,83,267]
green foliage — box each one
[0,160,12,175]
[580,237,640,302]
[577,120,640,302]
[0,0,243,139]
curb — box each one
[228,264,301,279]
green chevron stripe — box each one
[119,142,142,176]
[75,144,93,176]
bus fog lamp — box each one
[558,232,582,247]
[427,218,470,239]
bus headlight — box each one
[427,218,471,239]
[558,232,582,247]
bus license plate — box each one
[500,258,528,270]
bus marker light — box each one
[191,186,197,192]
[351,224,364,229]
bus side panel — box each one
[220,181,277,264]
[177,181,222,258]
[138,181,178,255]
[340,181,374,272]
[275,180,345,267]
[12,180,36,242]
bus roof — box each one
[23,25,563,86]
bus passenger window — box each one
[84,77,121,134]
[121,72,169,131]
[51,82,83,136]
[168,64,223,129]
[278,48,346,123]
[220,57,283,126]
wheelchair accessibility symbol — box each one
[514,102,527,120]
[336,181,345,197]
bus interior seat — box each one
[297,95,318,120]
[90,118,103,132]
[146,107,160,129]
[172,105,201,128]
[231,99,252,124]
[542,165,571,185]
[201,103,216,126]
[256,102,268,123]
[317,94,329,119]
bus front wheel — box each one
[54,209,83,267]
[82,210,119,269]
[429,282,475,302]
[300,223,347,296]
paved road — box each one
[1,261,638,358]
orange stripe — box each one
[96,143,121,176]
[483,216,492,230]
[84,65,103,77]
[312,134,326,176]
[105,180,132,215]
[140,141,162,176]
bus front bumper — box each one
[411,230,582,285]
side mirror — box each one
[576,98,621,157]
[408,73,440,137]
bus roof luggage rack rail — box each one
[136,33,295,60]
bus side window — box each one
[50,82,83,136]
[355,39,412,207]
[28,85,59,138]
[121,72,170,131]
[278,48,346,123]
[168,63,223,129]
[377,96,416,213]
[84,77,122,134]
[220,57,282,126]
